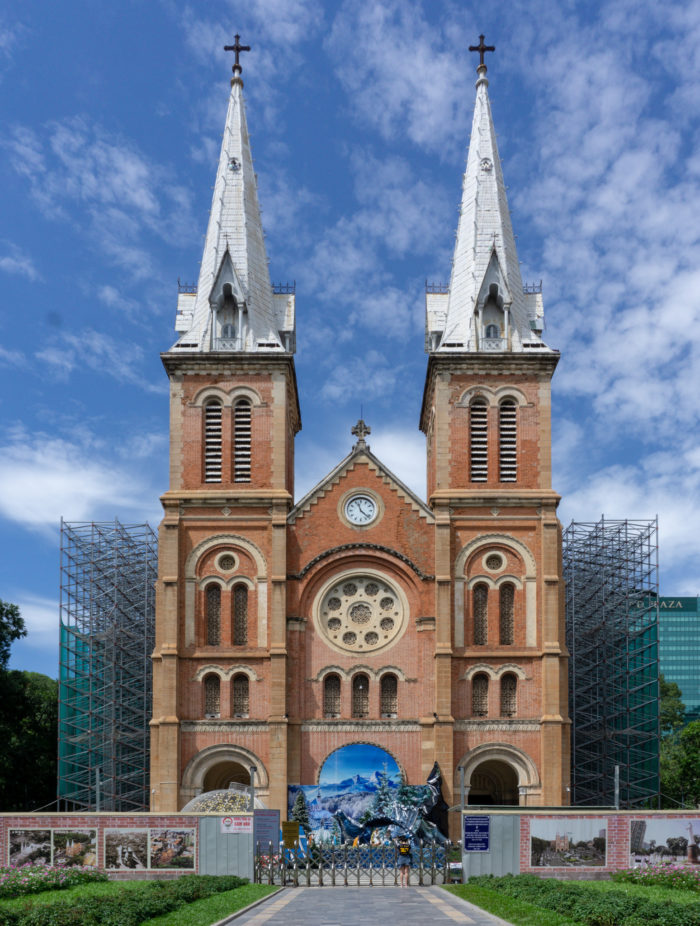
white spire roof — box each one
[425,63,550,354]
[170,71,294,354]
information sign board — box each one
[281,821,300,846]
[463,815,490,852]
[220,815,253,835]
[254,809,280,851]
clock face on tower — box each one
[344,494,377,525]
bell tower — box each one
[420,41,570,810]
[150,41,300,812]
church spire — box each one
[425,37,548,353]
[170,39,294,354]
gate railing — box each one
[254,840,455,886]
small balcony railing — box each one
[214,337,244,351]
[480,337,507,351]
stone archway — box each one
[180,743,269,809]
[203,760,251,792]
[457,742,541,806]
[467,759,519,805]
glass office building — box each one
[658,597,700,724]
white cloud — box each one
[369,427,426,499]
[0,242,39,280]
[0,345,25,367]
[0,427,160,535]
[3,118,195,276]
[559,442,700,594]
[12,593,58,644]
[35,329,166,394]
[326,0,469,155]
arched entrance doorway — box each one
[467,759,519,805]
[179,744,269,809]
[203,760,251,792]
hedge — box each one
[466,874,700,926]
[0,874,249,926]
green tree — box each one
[661,720,700,808]
[0,601,58,811]
[660,673,686,734]
[290,789,311,835]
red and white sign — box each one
[220,815,253,834]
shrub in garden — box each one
[0,866,107,899]
[612,864,700,892]
[1,874,249,926]
[466,873,700,926]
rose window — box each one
[318,574,406,654]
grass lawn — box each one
[143,884,278,925]
[443,884,583,926]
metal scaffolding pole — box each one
[563,517,660,808]
[58,519,157,811]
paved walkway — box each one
[231,886,512,925]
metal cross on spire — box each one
[468,34,495,70]
[351,419,371,448]
[224,34,251,76]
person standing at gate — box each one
[396,834,412,887]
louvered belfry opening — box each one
[380,674,398,717]
[499,399,517,482]
[352,673,369,718]
[204,674,220,717]
[204,401,223,482]
[233,399,252,482]
[232,674,249,717]
[206,584,221,646]
[473,583,488,645]
[323,674,341,718]
[472,674,489,717]
[499,583,515,645]
[233,585,248,646]
[470,399,488,481]
[501,674,517,717]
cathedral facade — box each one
[149,48,570,829]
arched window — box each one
[323,674,341,718]
[206,584,221,646]
[485,323,499,339]
[352,673,369,718]
[204,400,223,483]
[233,399,252,482]
[204,674,220,718]
[233,585,248,646]
[500,674,517,717]
[472,673,489,717]
[232,674,249,717]
[470,399,488,482]
[499,583,514,645]
[221,323,235,339]
[499,399,517,482]
[473,583,488,646]
[380,674,398,717]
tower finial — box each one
[351,419,371,450]
[224,34,251,78]
[468,34,495,76]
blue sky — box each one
[2,0,700,677]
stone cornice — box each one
[181,721,269,732]
[300,721,422,733]
[454,720,540,732]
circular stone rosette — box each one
[314,571,408,654]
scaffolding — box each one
[563,517,660,808]
[58,519,157,812]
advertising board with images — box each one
[104,829,148,870]
[630,818,700,866]
[9,829,96,867]
[149,828,196,870]
[530,818,607,867]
